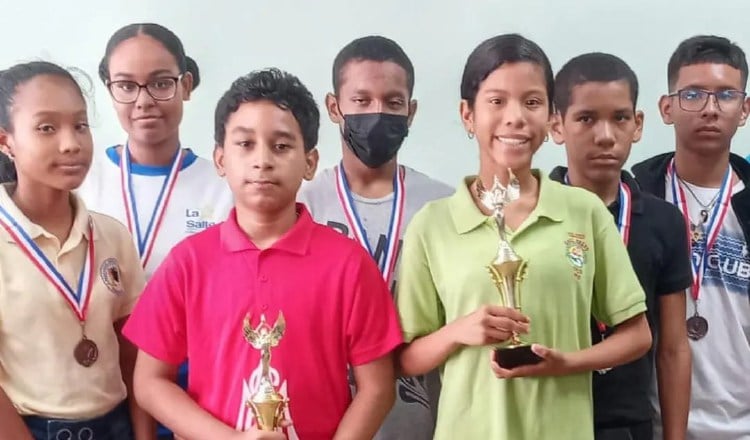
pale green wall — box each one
[1,0,747,184]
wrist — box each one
[441,320,463,348]
[556,349,583,375]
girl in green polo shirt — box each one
[395,34,652,440]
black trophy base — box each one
[494,344,543,369]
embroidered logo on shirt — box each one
[565,233,589,279]
[100,257,124,295]
[184,206,218,234]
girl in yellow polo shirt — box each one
[0,62,149,439]
[395,34,653,440]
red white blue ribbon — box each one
[120,145,183,268]
[668,159,732,302]
[335,163,405,285]
[617,182,632,245]
[563,174,631,244]
[0,205,94,321]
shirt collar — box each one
[0,184,92,244]
[220,203,314,255]
[549,166,644,214]
[449,170,564,235]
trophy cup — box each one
[478,173,542,369]
[243,313,287,431]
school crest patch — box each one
[100,257,124,295]
[565,233,589,280]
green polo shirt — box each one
[396,172,646,440]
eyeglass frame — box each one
[105,74,184,104]
[668,87,748,113]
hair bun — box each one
[185,56,200,90]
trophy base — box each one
[494,344,543,369]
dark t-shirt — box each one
[550,167,693,428]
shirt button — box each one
[259,275,268,283]
[261,304,269,311]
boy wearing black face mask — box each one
[298,35,453,440]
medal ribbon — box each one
[564,174,631,333]
[335,162,405,285]
[120,144,183,268]
[0,206,94,321]
[668,159,732,303]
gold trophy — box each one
[478,173,542,369]
[243,313,287,431]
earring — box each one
[467,131,475,139]
[544,134,550,142]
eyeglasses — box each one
[106,75,182,104]
[669,88,747,112]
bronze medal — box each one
[686,314,709,340]
[74,337,99,367]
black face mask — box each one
[341,112,409,169]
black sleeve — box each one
[656,204,693,296]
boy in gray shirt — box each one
[298,36,453,440]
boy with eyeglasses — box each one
[633,35,750,440]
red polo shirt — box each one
[124,205,403,439]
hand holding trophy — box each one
[243,313,288,432]
[477,172,543,369]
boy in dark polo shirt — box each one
[549,52,693,440]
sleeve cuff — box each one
[656,276,693,296]
[608,300,648,327]
[117,297,140,320]
[123,327,185,367]
[349,334,404,367]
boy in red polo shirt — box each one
[124,68,403,440]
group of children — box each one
[0,22,747,440]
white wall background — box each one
[1,0,748,185]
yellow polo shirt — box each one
[396,172,647,439]
[0,184,145,419]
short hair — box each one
[554,52,639,116]
[332,36,415,96]
[667,35,748,91]
[214,68,320,152]
[460,34,554,111]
